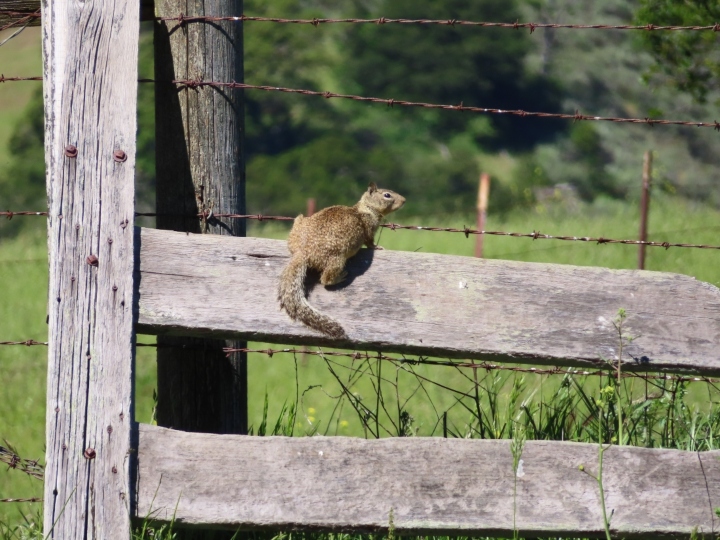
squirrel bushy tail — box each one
[277,256,347,339]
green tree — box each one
[244,0,347,157]
[248,134,403,215]
[636,0,720,102]
[566,122,620,200]
[342,0,564,148]
[0,87,45,237]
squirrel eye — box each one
[383,193,392,199]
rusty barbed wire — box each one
[137,78,720,132]
[0,445,43,481]
[0,75,42,83]
[221,346,720,385]
[0,9,40,33]
[156,14,720,33]
[1,210,47,219]
[6,208,720,250]
[139,211,720,250]
[3,9,720,33]
[0,340,47,346]
[134,211,294,222]
[0,10,40,20]
[380,222,720,250]
[2,74,717,130]
[4,337,716,384]
[0,497,42,503]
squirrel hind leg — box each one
[320,257,348,286]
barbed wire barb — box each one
[219,346,720,385]
[4,9,717,33]
[4,337,717,391]
[0,444,44,481]
[0,75,43,83]
[0,9,40,34]
[5,208,720,250]
[1,210,47,219]
[0,339,47,346]
[165,15,720,34]
[133,79,720,132]
[2,74,718,131]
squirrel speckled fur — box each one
[278,183,405,338]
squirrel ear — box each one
[368,182,377,193]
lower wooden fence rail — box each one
[135,424,720,537]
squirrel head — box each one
[360,182,406,216]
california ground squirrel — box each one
[278,183,406,338]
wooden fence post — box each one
[638,151,652,270]
[42,0,140,537]
[475,173,490,258]
[153,0,247,438]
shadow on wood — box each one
[134,227,720,376]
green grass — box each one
[0,226,158,527]
[2,194,720,537]
[248,193,720,444]
[246,193,720,435]
[0,226,47,528]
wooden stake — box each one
[43,0,139,536]
[307,197,316,217]
[638,151,652,270]
[475,173,490,258]
[154,0,247,439]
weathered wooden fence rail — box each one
[135,226,720,376]
[130,228,720,537]
[136,423,720,538]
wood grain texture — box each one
[136,423,720,538]
[135,227,720,376]
[153,0,246,437]
[42,0,139,537]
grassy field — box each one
[2,193,720,535]
[245,194,720,441]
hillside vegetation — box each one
[1,0,719,229]
[1,0,719,536]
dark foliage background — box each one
[2,0,719,234]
